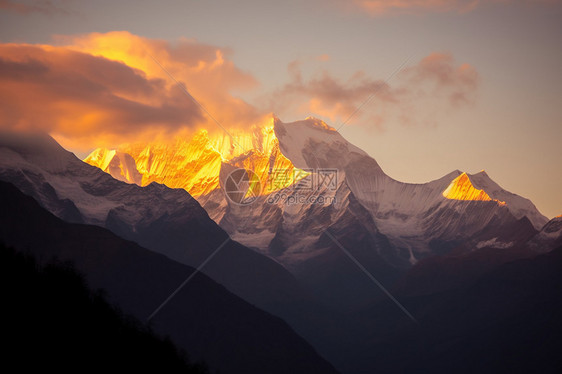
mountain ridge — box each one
[79,117,550,312]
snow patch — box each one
[476,237,514,249]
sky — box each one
[0,0,561,218]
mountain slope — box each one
[527,215,562,253]
[0,180,339,374]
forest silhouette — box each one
[0,243,209,373]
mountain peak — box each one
[78,115,547,231]
[304,116,337,132]
[83,148,142,185]
[84,148,117,171]
[442,172,493,202]
[0,130,78,173]
[274,118,367,169]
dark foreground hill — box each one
[341,245,562,374]
[0,243,208,373]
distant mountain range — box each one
[83,117,558,311]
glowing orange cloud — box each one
[59,31,261,129]
[0,32,263,151]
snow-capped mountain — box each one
[82,116,549,310]
[215,118,546,263]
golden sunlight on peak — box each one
[442,172,493,202]
[84,148,116,171]
[84,147,143,185]
[83,119,301,198]
[305,117,337,132]
[442,172,506,206]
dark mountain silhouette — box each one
[0,181,338,374]
[0,243,208,373]
[339,245,562,374]
[396,216,540,297]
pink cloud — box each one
[271,60,394,122]
[270,52,479,129]
[0,0,67,14]
[349,0,561,16]
[402,52,479,105]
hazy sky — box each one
[1,0,561,217]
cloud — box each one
[0,32,263,150]
[270,52,478,129]
[401,52,479,106]
[0,31,479,148]
[271,59,395,123]
[348,0,562,16]
[0,0,67,15]
[352,0,479,15]
[0,44,204,148]
[59,32,261,127]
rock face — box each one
[84,119,300,198]
[84,148,143,185]
[526,215,562,253]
